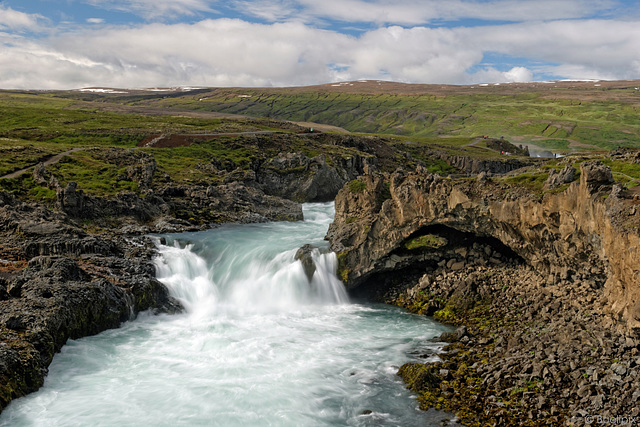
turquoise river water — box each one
[0,203,453,426]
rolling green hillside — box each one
[58,80,639,153]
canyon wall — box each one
[327,162,640,333]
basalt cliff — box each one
[327,156,640,425]
[328,160,640,331]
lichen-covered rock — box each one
[543,165,576,190]
[581,160,614,189]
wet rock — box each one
[295,244,316,282]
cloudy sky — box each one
[1,0,639,89]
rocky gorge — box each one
[0,131,392,413]
[1,125,640,425]
[326,150,640,425]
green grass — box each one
[601,159,640,188]
[0,91,291,146]
[48,152,139,196]
[0,175,57,203]
[502,171,549,193]
[348,179,367,193]
[5,86,640,153]
[0,140,63,176]
[1,88,638,204]
[121,89,640,151]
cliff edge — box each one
[327,156,640,424]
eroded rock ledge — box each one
[328,161,640,331]
[326,160,640,424]
[0,191,184,412]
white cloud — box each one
[87,18,105,24]
[0,6,46,32]
[503,67,533,82]
[471,66,534,84]
[0,17,638,89]
[472,20,640,79]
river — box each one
[0,203,453,426]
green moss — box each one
[348,179,367,193]
[502,171,548,193]
[404,234,447,250]
[28,185,57,202]
[397,362,440,395]
[377,180,392,209]
[0,175,57,204]
[336,251,350,283]
[48,153,139,196]
[433,303,458,323]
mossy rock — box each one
[397,362,440,393]
[348,179,367,193]
[404,234,447,250]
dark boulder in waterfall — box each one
[295,244,317,283]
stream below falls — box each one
[0,202,454,426]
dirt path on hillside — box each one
[1,148,85,179]
[292,121,350,133]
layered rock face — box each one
[256,152,374,202]
[327,161,640,332]
[0,192,181,411]
[327,160,640,423]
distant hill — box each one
[52,79,640,152]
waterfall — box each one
[153,239,348,317]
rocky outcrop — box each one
[543,164,576,190]
[327,161,640,331]
[394,263,640,425]
[327,159,640,424]
[126,155,157,190]
[256,151,375,202]
[0,192,181,412]
[52,180,303,229]
[434,152,536,175]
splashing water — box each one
[0,203,452,426]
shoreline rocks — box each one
[0,190,186,412]
[389,262,639,426]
